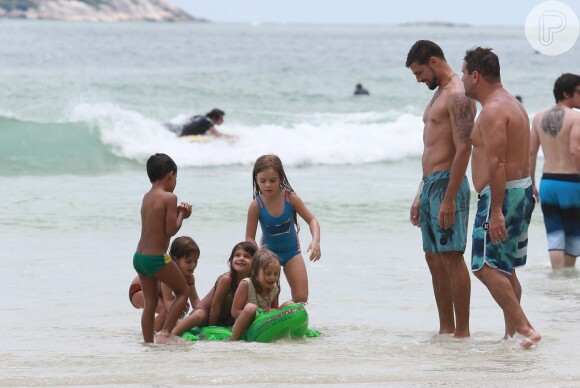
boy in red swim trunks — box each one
[133,153,192,343]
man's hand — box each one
[438,197,456,229]
[410,197,421,227]
[489,211,507,244]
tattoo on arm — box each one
[541,107,564,137]
[452,93,475,142]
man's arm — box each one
[438,92,475,229]
[479,106,508,243]
[208,126,224,137]
[570,117,580,172]
[529,114,542,200]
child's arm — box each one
[231,280,250,319]
[229,281,257,341]
[164,193,185,237]
[289,193,321,261]
[188,277,200,309]
[164,194,192,238]
[271,289,280,310]
[208,275,232,326]
[245,201,260,248]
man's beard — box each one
[427,74,438,90]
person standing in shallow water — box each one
[530,73,580,270]
[133,153,193,344]
[406,40,475,338]
[462,47,540,348]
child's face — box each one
[177,253,199,278]
[256,168,280,196]
[231,248,252,275]
[257,261,281,291]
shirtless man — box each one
[461,47,540,348]
[406,40,475,338]
[530,73,580,269]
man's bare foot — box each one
[517,330,541,349]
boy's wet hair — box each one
[146,153,177,183]
[553,73,580,102]
[206,108,225,121]
[405,40,445,67]
[251,154,299,232]
[250,248,281,295]
[169,236,200,259]
[463,47,501,83]
[227,241,257,294]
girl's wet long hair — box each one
[227,242,257,295]
[252,154,299,232]
[250,248,281,296]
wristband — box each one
[415,180,424,199]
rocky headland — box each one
[0,0,204,22]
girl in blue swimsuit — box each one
[245,154,322,304]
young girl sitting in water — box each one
[172,241,256,336]
[229,248,281,341]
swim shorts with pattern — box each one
[419,170,470,253]
[471,177,535,275]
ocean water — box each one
[1,21,580,387]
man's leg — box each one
[425,252,455,334]
[552,251,577,268]
[503,269,523,338]
[564,254,577,268]
[440,251,471,337]
[474,264,540,347]
[550,250,566,269]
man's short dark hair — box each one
[146,153,177,183]
[406,40,446,67]
[206,108,225,121]
[463,47,501,83]
[553,73,580,102]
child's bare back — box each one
[137,186,180,255]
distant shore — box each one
[399,21,472,28]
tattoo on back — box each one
[541,107,564,137]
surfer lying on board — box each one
[165,108,232,138]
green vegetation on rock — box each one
[0,0,36,12]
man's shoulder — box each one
[445,78,468,99]
[568,107,580,120]
[480,97,509,116]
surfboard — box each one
[181,134,212,143]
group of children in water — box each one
[130,153,321,343]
